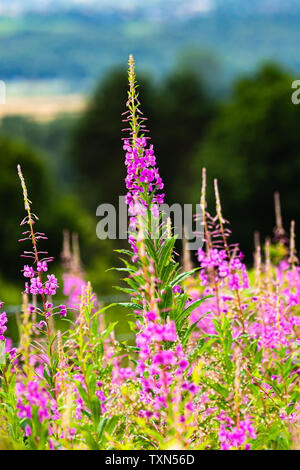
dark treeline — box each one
[0,62,299,302]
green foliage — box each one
[0,132,118,312]
[192,64,300,256]
[0,115,77,185]
[0,136,50,280]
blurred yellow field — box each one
[0,94,86,121]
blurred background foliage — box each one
[0,1,299,308]
[192,64,300,253]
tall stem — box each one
[17,165,50,338]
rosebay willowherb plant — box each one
[0,55,299,450]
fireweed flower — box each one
[121,57,220,427]
[0,307,7,341]
[17,165,66,333]
[15,380,58,432]
[59,305,67,318]
[134,319,197,418]
[23,265,34,278]
[122,55,164,258]
[62,274,98,314]
[63,274,86,308]
[172,285,181,295]
[0,56,297,451]
[218,415,256,450]
[37,261,48,272]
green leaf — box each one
[101,322,118,341]
[158,237,176,275]
[171,267,200,286]
[224,328,232,356]
[113,285,135,295]
[210,382,229,398]
[160,286,173,317]
[75,382,90,408]
[106,267,134,273]
[181,320,201,348]
[110,302,143,311]
[176,296,211,330]
[160,262,179,287]
[82,431,100,450]
[144,238,158,265]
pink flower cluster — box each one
[217,412,256,450]
[23,261,48,278]
[135,318,197,417]
[136,320,178,360]
[16,381,58,425]
[248,264,300,351]
[24,273,58,296]
[112,357,136,385]
[123,137,164,256]
[0,304,7,341]
[124,138,164,205]
[63,274,86,308]
[197,248,249,291]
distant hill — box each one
[0,1,299,93]
[1,0,300,16]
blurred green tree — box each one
[153,69,215,205]
[192,63,300,258]
[0,136,50,280]
[0,115,77,185]
[70,66,214,210]
[70,68,155,209]
[0,135,117,301]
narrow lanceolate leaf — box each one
[159,286,173,316]
[160,262,179,287]
[158,237,177,275]
[113,285,135,295]
[110,302,143,311]
[171,267,200,286]
[105,267,135,273]
[182,297,212,317]
[181,320,201,348]
[101,322,118,341]
[175,296,212,330]
[114,249,135,257]
[144,238,158,265]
